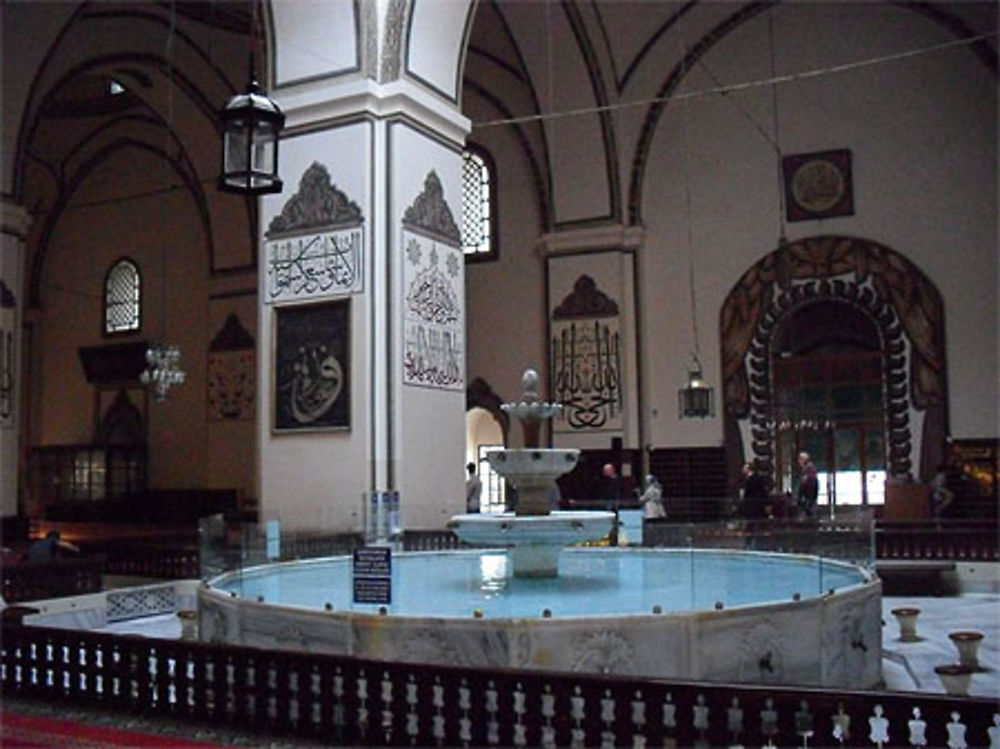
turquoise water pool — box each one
[212,547,867,619]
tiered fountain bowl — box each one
[448,369,614,577]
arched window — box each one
[461,144,498,261]
[104,258,141,335]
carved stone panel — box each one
[208,313,255,422]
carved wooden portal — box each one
[720,237,946,486]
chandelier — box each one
[140,343,186,402]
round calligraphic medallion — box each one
[291,351,343,423]
[791,158,845,214]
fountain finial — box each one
[501,368,563,448]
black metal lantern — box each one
[218,74,285,195]
[678,357,715,419]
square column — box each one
[0,201,29,516]
[257,81,469,533]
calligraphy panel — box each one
[402,229,464,390]
[550,273,623,434]
[263,161,366,304]
[273,300,350,432]
[265,226,363,302]
[552,317,623,433]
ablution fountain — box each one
[199,368,882,687]
[447,368,614,577]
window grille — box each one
[104,258,141,334]
[461,146,497,260]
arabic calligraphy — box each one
[403,323,462,388]
[552,320,622,431]
[266,227,363,302]
[286,344,343,424]
[402,229,464,391]
[274,300,350,431]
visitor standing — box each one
[639,474,666,520]
[465,462,482,513]
[740,462,770,519]
[602,463,622,545]
[796,452,819,517]
[929,463,955,518]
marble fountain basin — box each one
[198,547,882,688]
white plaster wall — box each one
[465,3,995,456]
[389,122,465,529]
[464,124,548,439]
[0,1,78,195]
[406,0,475,101]
[494,0,611,225]
[258,123,374,532]
[272,0,360,87]
[35,148,212,489]
[656,3,996,447]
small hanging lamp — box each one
[678,355,715,419]
[218,57,284,195]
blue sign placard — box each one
[353,546,392,604]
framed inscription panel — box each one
[782,149,854,222]
[273,299,350,432]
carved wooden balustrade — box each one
[875,520,999,562]
[2,621,996,748]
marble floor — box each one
[95,593,999,698]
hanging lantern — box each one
[678,357,715,419]
[218,73,284,195]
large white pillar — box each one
[0,199,29,515]
[257,0,471,532]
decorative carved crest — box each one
[553,275,619,319]
[210,313,254,352]
[402,171,460,244]
[266,162,363,237]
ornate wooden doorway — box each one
[771,302,886,506]
[720,237,947,499]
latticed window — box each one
[461,145,498,261]
[104,258,141,334]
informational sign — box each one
[353,546,392,605]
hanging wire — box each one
[161,0,176,343]
[677,38,700,362]
[767,8,787,245]
[472,31,995,129]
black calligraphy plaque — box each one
[273,299,350,432]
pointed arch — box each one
[720,236,947,483]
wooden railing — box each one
[1,621,995,748]
[401,529,466,551]
[875,520,999,562]
[1,556,106,603]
